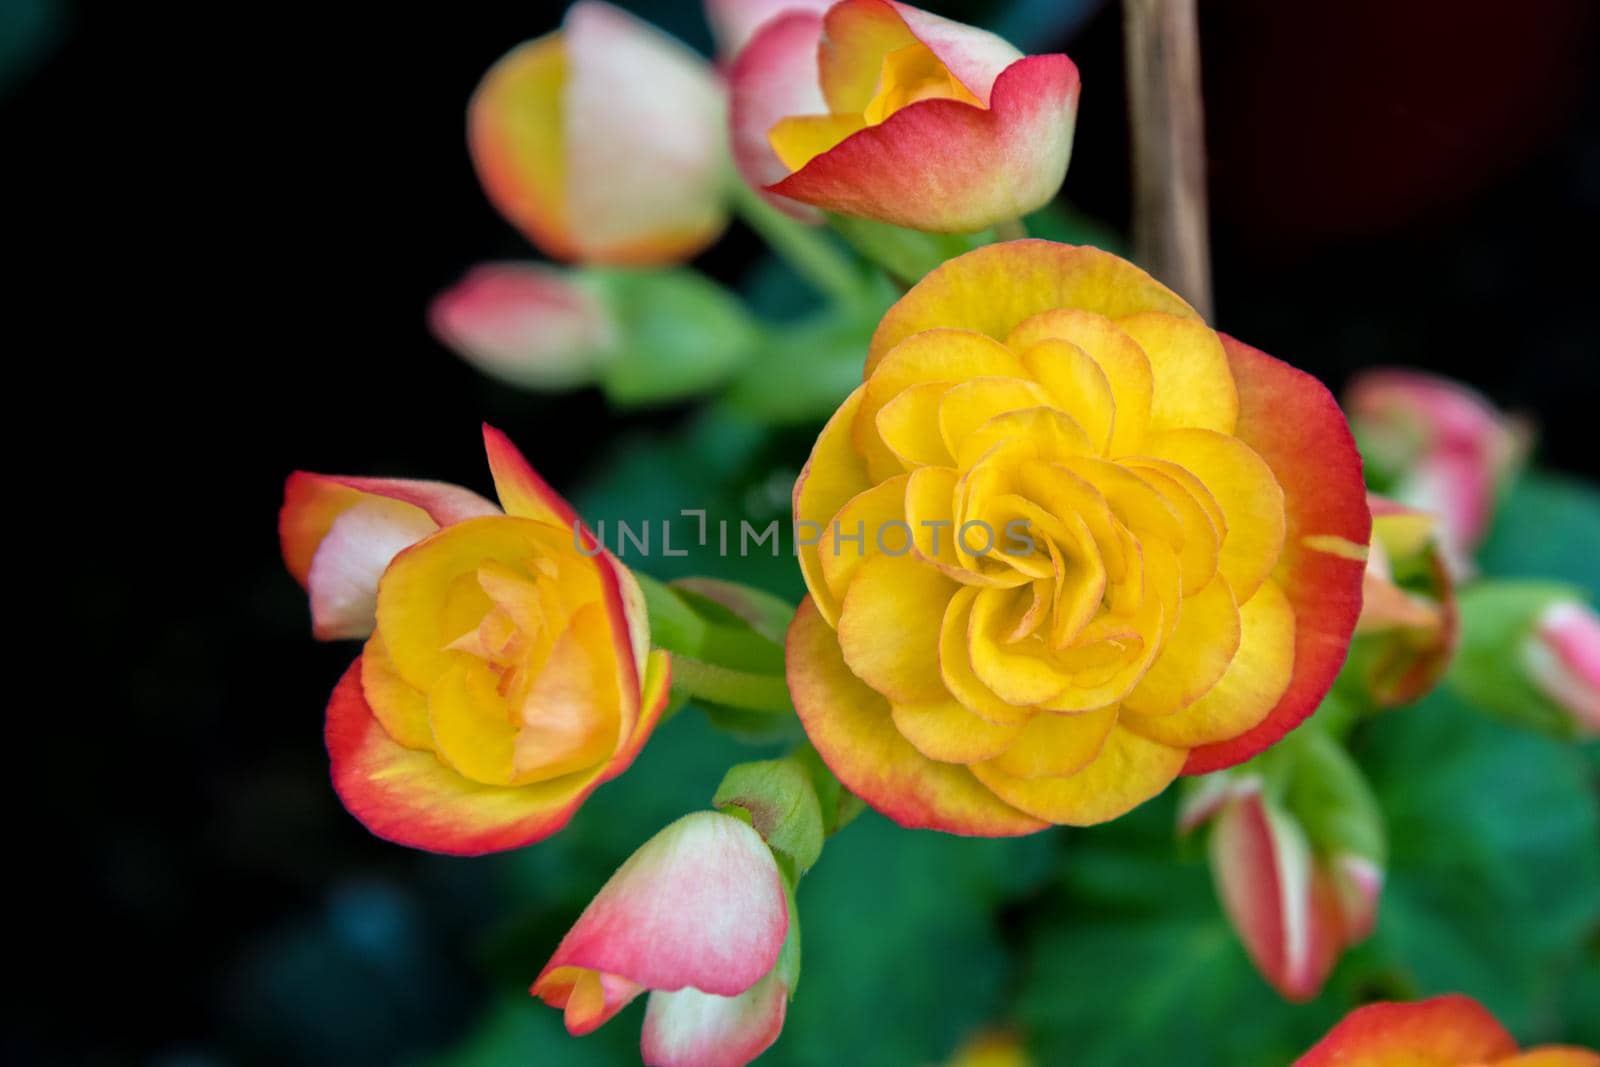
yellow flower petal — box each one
[1114,311,1238,435]
[970,724,1186,825]
[1145,429,1286,603]
[980,705,1117,778]
[1122,579,1294,747]
[837,554,959,704]
[891,698,1027,764]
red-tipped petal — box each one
[327,651,669,855]
[1210,790,1343,1002]
[769,54,1079,233]
[786,596,1048,836]
[729,12,829,220]
[430,262,615,390]
[280,472,498,639]
[1293,995,1518,1066]
[705,0,831,60]
[532,812,789,1003]
[481,423,581,528]
[1183,337,1370,774]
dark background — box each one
[11,0,1598,1062]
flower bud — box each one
[471,2,729,264]
[532,811,794,1067]
[729,0,1079,231]
[1349,496,1457,707]
[1346,368,1530,576]
[1452,582,1599,738]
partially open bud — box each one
[532,811,794,1067]
[430,263,616,390]
[1348,496,1457,707]
[1452,582,1600,739]
[1184,730,1384,1002]
[1346,369,1530,576]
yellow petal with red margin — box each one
[1292,995,1517,1067]
[795,385,874,626]
[970,724,1185,826]
[1145,428,1285,603]
[1184,337,1369,774]
[1114,312,1238,435]
[837,554,957,705]
[1122,575,1240,716]
[326,650,668,855]
[891,698,1026,763]
[1122,579,1294,748]
[483,423,581,528]
[787,597,1046,835]
[868,241,1195,377]
[980,705,1116,779]
[769,56,1080,233]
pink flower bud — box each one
[1346,369,1529,575]
[1522,600,1600,736]
[1208,785,1381,1001]
[532,811,792,1067]
[429,263,615,390]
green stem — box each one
[994,217,1028,241]
[730,179,864,309]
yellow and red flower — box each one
[280,426,670,855]
[1295,995,1598,1066]
[470,1,729,265]
[532,811,794,1067]
[786,240,1370,833]
[729,0,1079,231]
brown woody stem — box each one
[1123,0,1213,319]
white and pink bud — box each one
[1346,369,1529,576]
[430,262,617,391]
[531,811,793,1067]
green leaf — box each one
[1355,687,1600,1036]
[714,757,826,877]
[590,269,760,407]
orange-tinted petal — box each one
[787,597,1046,835]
